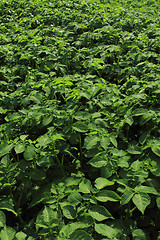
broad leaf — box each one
[79,179,92,193]
[95,224,117,238]
[151,145,160,157]
[84,135,99,150]
[0,143,13,157]
[94,177,114,189]
[23,144,36,161]
[127,145,141,154]
[121,188,134,205]
[132,229,147,240]
[67,192,82,206]
[15,231,27,240]
[14,143,25,154]
[88,154,107,168]
[0,198,17,216]
[0,226,16,240]
[88,205,112,221]
[100,136,110,150]
[36,206,56,230]
[73,122,88,132]
[156,196,160,209]
[70,230,94,240]
[96,190,121,202]
[132,193,150,214]
[62,205,76,219]
[0,210,6,227]
[134,185,158,195]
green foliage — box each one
[0,0,160,239]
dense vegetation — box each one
[0,0,160,239]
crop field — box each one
[0,0,160,239]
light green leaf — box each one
[15,231,27,240]
[88,154,107,168]
[79,179,92,193]
[73,122,88,132]
[0,226,16,240]
[67,192,82,206]
[88,205,112,221]
[70,230,94,240]
[94,177,114,189]
[59,217,93,239]
[100,136,110,150]
[0,198,17,216]
[156,196,160,209]
[134,185,158,195]
[62,205,76,219]
[121,188,134,205]
[20,135,28,141]
[23,144,36,161]
[0,143,13,157]
[96,190,121,202]
[95,224,117,238]
[131,160,142,171]
[36,206,56,230]
[127,145,141,154]
[0,210,6,227]
[36,135,51,148]
[132,229,147,240]
[14,143,25,154]
[151,145,160,157]
[132,193,150,214]
[139,131,150,145]
[84,135,99,150]
[27,237,34,240]
[42,115,53,126]
[110,136,117,148]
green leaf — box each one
[14,143,25,154]
[79,179,92,193]
[0,198,17,216]
[134,185,158,195]
[156,196,160,209]
[84,135,99,150]
[0,210,6,227]
[132,193,150,214]
[127,145,141,154]
[110,136,117,148]
[62,205,76,219]
[36,135,51,148]
[67,192,82,206]
[100,136,110,150]
[139,131,150,145]
[88,205,112,221]
[151,145,160,157]
[15,231,27,240]
[29,169,45,181]
[131,160,142,171]
[94,177,114,189]
[96,190,121,202]
[0,143,13,157]
[70,230,94,240]
[88,154,107,168]
[121,188,134,205]
[36,206,56,231]
[73,122,88,133]
[23,144,36,161]
[95,224,117,238]
[42,116,53,126]
[0,226,16,240]
[59,217,93,239]
[132,229,147,240]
